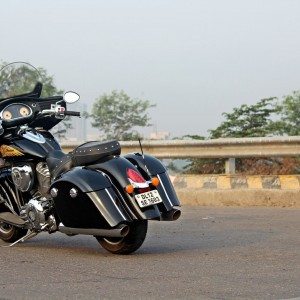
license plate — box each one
[135,190,163,208]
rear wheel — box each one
[96,220,148,255]
[0,222,28,243]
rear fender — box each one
[125,153,166,176]
[125,153,181,209]
[88,157,161,220]
[51,167,132,228]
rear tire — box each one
[0,223,28,243]
[96,220,148,255]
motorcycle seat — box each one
[71,140,121,166]
[47,140,121,178]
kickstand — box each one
[2,230,38,248]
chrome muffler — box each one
[160,208,181,221]
[58,224,130,237]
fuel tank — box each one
[9,132,61,159]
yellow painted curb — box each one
[247,176,263,189]
[217,176,231,189]
[279,176,300,190]
[185,175,204,189]
[174,175,300,190]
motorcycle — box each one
[0,62,181,254]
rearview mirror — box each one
[64,91,80,103]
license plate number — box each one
[135,190,163,208]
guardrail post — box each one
[225,158,236,174]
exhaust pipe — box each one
[0,212,25,227]
[160,208,181,221]
[58,224,130,238]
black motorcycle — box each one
[0,62,181,254]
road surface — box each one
[0,206,299,299]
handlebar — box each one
[64,111,80,117]
[40,105,80,118]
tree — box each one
[274,91,300,136]
[0,61,71,139]
[209,98,278,138]
[90,90,155,140]
[185,92,300,174]
[0,61,61,98]
[208,92,300,139]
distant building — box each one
[149,131,170,140]
[87,133,103,141]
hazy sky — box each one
[1,0,300,137]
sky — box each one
[1,0,300,138]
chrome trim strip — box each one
[22,131,46,144]
[88,190,127,227]
[128,178,149,189]
[97,170,136,220]
[105,188,127,221]
[88,192,117,227]
[4,180,20,210]
[157,174,173,207]
[0,183,17,214]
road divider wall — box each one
[172,175,300,207]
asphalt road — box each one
[0,206,299,300]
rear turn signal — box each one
[151,177,160,187]
[125,184,134,194]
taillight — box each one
[127,168,146,183]
[126,168,150,194]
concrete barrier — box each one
[173,175,300,207]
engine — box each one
[11,162,51,196]
[12,162,56,232]
[20,198,57,232]
[11,165,34,192]
[36,162,51,196]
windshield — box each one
[0,62,42,100]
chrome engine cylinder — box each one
[11,165,34,192]
[36,162,51,196]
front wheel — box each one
[96,220,148,255]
